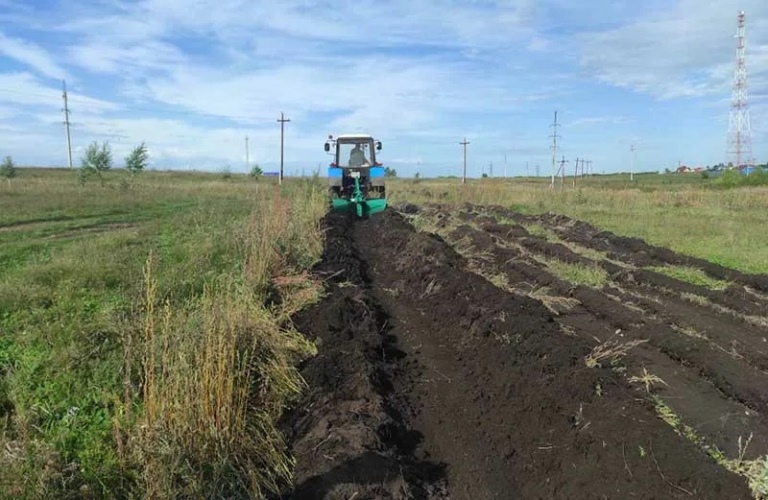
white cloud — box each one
[0,72,119,113]
[579,1,768,99]
[68,40,186,75]
[0,31,70,80]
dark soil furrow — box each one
[571,287,768,414]
[610,283,768,371]
[481,205,768,294]
[348,209,751,499]
[443,209,768,377]
[428,217,768,460]
[281,211,448,499]
[455,203,768,317]
[607,266,768,321]
[450,219,768,415]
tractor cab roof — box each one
[334,134,374,142]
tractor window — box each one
[339,142,371,167]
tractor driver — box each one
[349,143,369,167]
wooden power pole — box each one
[460,137,470,184]
[62,80,73,169]
[277,112,290,185]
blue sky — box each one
[0,0,767,178]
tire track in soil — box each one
[335,209,748,499]
[412,204,768,464]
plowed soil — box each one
[279,203,766,499]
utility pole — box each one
[549,110,560,189]
[535,163,540,177]
[277,112,290,185]
[586,159,592,176]
[489,161,493,178]
[62,80,73,169]
[460,137,470,184]
[504,154,507,179]
[561,156,566,186]
[558,156,568,187]
[573,157,579,188]
[630,144,636,181]
[526,161,529,178]
[245,135,249,170]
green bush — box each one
[714,168,768,189]
[0,156,17,179]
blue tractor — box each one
[325,134,387,218]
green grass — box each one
[0,168,327,499]
[647,265,731,290]
[536,258,609,287]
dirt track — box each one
[279,204,767,499]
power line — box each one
[460,137,470,184]
[277,112,290,186]
[62,80,73,169]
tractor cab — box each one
[325,134,387,218]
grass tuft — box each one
[135,251,315,499]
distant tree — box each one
[82,141,112,172]
[249,164,263,179]
[384,166,397,178]
[0,156,17,179]
[125,141,148,176]
[481,173,488,178]
[79,141,112,185]
[220,165,232,180]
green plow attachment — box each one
[331,176,387,218]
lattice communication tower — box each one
[727,10,753,168]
